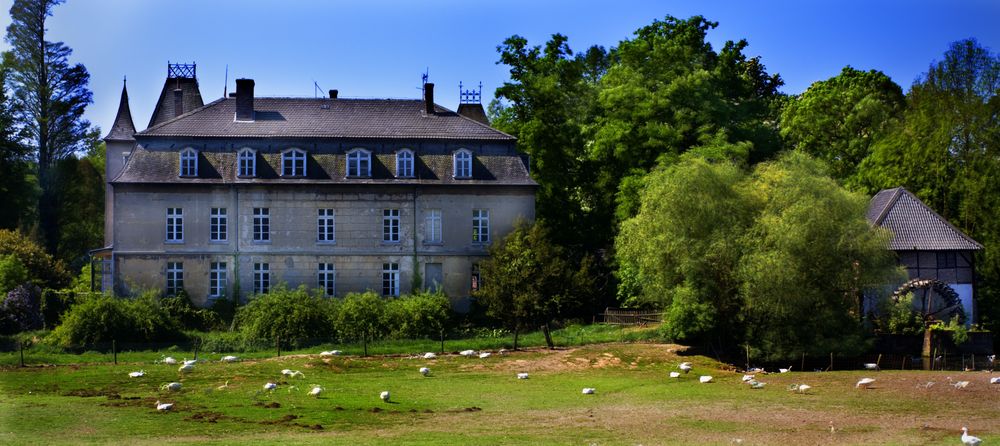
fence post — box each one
[276,336,281,358]
[113,339,117,365]
[800,352,805,372]
[827,352,833,371]
[439,330,445,354]
[193,339,200,361]
[19,341,25,367]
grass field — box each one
[1,341,999,445]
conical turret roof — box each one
[105,78,136,142]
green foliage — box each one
[876,293,925,336]
[0,62,34,231]
[384,290,452,339]
[51,153,104,271]
[930,319,970,345]
[335,291,386,342]
[0,253,28,294]
[617,152,899,359]
[780,66,904,181]
[49,293,184,347]
[476,220,598,338]
[0,283,42,334]
[159,291,223,331]
[39,289,83,329]
[234,284,336,346]
[0,229,70,288]
[210,297,237,327]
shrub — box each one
[0,284,43,334]
[210,297,237,327]
[40,289,84,329]
[49,293,184,347]
[335,291,386,343]
[160,291,223,331]
[0,229,70,289]
[384,290,452,339]
[235,285,336,346]
[0,254,29,294]
[877,293,925,336]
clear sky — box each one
[0,0,997,137]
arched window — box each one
[453,149,472,178]
[396,149,414,177]
[179,148,197,177]
[281,148,307,176]
[237,148,256,177]
[347,148,371,177]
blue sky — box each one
[0,0,997,136]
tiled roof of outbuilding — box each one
[867,187,982,251]
[136,97,515,141]
[111,146,535,187]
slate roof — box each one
[867,187,983,251]
[105,81,136,142]
[112,146,535,186]
[147,76,204,129]
[136,97,515,141]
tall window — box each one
[318,263,335,296]
[425,209,442,243]
[382,262,399,296]
[253,263,270,294]
[396,149,414,177]
[383,209,400,242]
[166,208,183,242]
[473,209,490,243]
[471,264,481,292]
[282,148,307,176]
[238,148,256,177]
[253,208,270,242]
[317,209,335,243]
[210,208,227,242]
[179,148,197,177]
[453,149,472,178]
[347,149,371,177]
[166,262,184,296]
[209,262,227,298]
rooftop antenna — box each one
[314,80,324,98]
[422,68,429,85]
[223,64,228,97]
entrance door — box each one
[424,263,443,292]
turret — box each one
[103,78,137,246]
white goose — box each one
[380,390,391,402]
[423,352,437,359]
[162,356,177,365]
[128,370,145,378]
[517,373,529,380]
[699,375,713,383]
[669,372,681,378]
[309,385,323,397]
[961,427,982,446]
[582,388,596,394]
[178,364,194,373]
[155,400,173,411]
[263,382,277,391]
[459,350,476,357]
[855,377,876,389]
[220,355,238,363]
[678,362,693,374]
[419,367,431,376]
[162,382,182,391]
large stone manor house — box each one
[93,63,536,310]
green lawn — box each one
[1,341,998,445]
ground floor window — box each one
[166,262,184,296]
[318,263,335,296]
[382,262,399,296]
[254,262,270,294]
[210,262,227,298]
[471,263,481,292]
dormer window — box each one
[282,148,306,177]
[238,148,256,177]
[179,148,197,177]
[347,148,371,177]
[453,149,472,178]
[396,149,414,178]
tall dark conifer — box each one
[3,0,92,253]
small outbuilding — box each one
[867,187,983,322]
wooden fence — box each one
[600,308,663,326]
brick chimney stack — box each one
[329,89,338,99]
[173,89,184,118]
[423,83,435,115]
[235,78,255,121]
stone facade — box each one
[99,64,535,310]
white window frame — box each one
[317,208,335,243]
[396,149,414,177]
[318,263,336,296]
[238,147,256,177]
[425,209,442,244]
[471,263,481,292]
[166,262,184,296]
[382,262,399,297]
[179,147,198,177]
[281,148,307,177]
[210,208,227,242]
[347,148,371,177]
[383,209,400,243]
[473,209,490,243]
[253,207,270,242]
[209,262,227,298]
[166,208,183,243]
[253,262,270,294]
[453,149,472,178]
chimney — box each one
[173,89,184,118]
[423,83,434,114]
[329,89,338,99]
[235,78,255,121]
